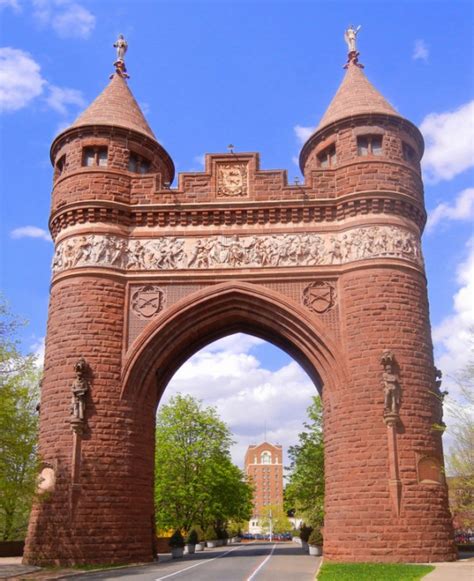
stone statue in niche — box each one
[432,367,448,428]
[131,285,165,320]
[70,357,89,427]
[51,225,423,274]
[217,163,248,197]
[303,281,336,314]
[381,350,401,418]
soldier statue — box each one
[71,357,89,422]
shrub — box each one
[168,529,185,548]
[308,528,323,546]
[186,529,199,545]
[299,524,313,543]
[204,525,217,541]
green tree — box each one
[0,297,41,540]
[284,395,324,528]
[446,354,474,530]
[154,394,253,533]
[259,504,292,534]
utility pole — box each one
[269,508,273,542]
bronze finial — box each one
[112,34,130,79]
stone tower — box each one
[24,37,455,565]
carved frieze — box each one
[302,281,336,314]
[52,225,423,274]
[131,285,165,319]
[217,163,248,197]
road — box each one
[66,542,320,581]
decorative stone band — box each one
[52,225,423,274]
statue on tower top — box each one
[344,25,364,69]
[112,34,129,79]
[344,25,361,53]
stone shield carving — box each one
[131,285,164,319]
[217,163,248,197]
[303,281,336,314]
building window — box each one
[55,155,66,176]
[128,152,151,174]
[402,142,416,163]
[261,451,272,464]
[357,135,383,156]
[82,146,108,167]
[317,144,337,168]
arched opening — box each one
[122,281,347,407]
[119,281,347,557]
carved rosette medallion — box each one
[217,163,248,197]
[131,285,164,320]
[302,281,336,314]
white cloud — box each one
[427,187,474,232]
[420,101,474,183]
[193,154,205,168]
[45,84,85,115]
[294,124,313,145]
[31,337,45,367]
[11,225,52,241]
[433,237,474,380]
[0,47,45,112]
[0,46,86,116]
[162,333,316,467]
[0,0,21,11]
[32,0,95,39]
[413,39,429,61]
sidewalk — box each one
[424,553,474,581]
[0,555,171,581]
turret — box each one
[49,49,174,214]
[300,36,424,207]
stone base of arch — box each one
[24,278,456,565]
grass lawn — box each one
[317,562,435,580]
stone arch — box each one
[121,281,348,405]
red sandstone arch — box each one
[121,281,348,403]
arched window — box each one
[261,451,272,464]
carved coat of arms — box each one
[303,281,336,314]
[217,163,248,197]
[131,285,164,319]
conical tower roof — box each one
[69,73,156,140]
[316,60,401,131]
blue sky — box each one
[1,0,473,466]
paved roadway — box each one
[65,542,320,581]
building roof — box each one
[69,73,156,140]
[316,60,402,131]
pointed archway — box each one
[121,281,348,406]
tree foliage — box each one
[284,395,324,528]
[154,394,253,533]
[446,351,474,530]
[259,503,292,534]
[0,297,41,540]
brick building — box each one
[24,33,456,565]
[245,443,284,533]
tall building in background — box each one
[245,442,283,533]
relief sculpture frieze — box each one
[52,225,422,274]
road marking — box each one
[246,543,276,581]
[154,546,241,580]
